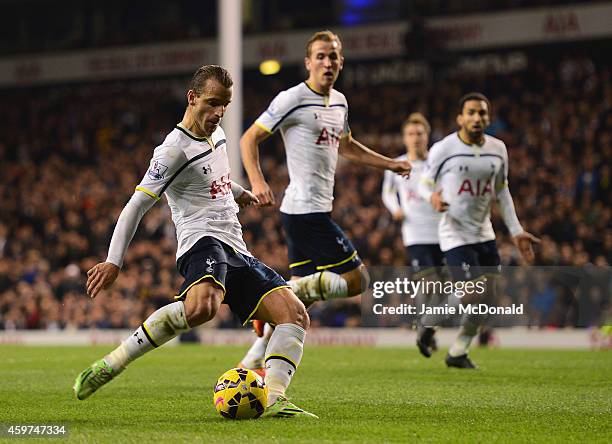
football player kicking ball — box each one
[419,92,540,368]
[381,112,444,358]
[237,30,411,374]
[73,65,317,418]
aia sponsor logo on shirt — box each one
[210,174,232,199]
[457,179,493,196]
[315,127,342,147]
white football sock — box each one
[240,323,273,369]
[448,317,479,357]
[421,292,462,327]
[289,271,348,302]
[414,287,428,319]
[264,323,305,405]
[105,301,189,371]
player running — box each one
[381,112,444,358]
[237,30,411,373]
[419,92,540,368]
[73,65,317,418]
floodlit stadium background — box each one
[0,0,609,345]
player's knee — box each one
[191,296,220,326]
[268,291,310,330]
[293,301,310,330]
[184,283,223,326]
[279,297,310,330]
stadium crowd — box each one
[0,53,610,331]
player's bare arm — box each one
[240,124,275,206]
[339,135,411,177]
[497,192,540,263]
[86,188,157,298]
[494,161,539,264]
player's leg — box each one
[289,259,368,302]
[225,256,316,417]
[235,232,317,375]
[236,213,364,376]
[227,256,316,418]
[444,246,482,369]
[238,268,349,376]
[74,280,223,399]
[74,236,227,399]
[236,215,318,373]
[414,244,447,357]
[444,241,500,368]
[282,212,367,302]
[476,241,503,348]
[238,322,273,376]
[449,241,501,361]
[254,288,317,417]
[445,276,487,369]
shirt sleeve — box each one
[254,90,299,134]
[135,144,188,201]
[106,192,157,267]
[494,142,510,193]
[495,143,523,236]
[341,106,351,138]
[106,145,187,267]
[381,170,401,215]
[418,143,443,203]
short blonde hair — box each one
[402,112,431,134]
[306,30,343,57]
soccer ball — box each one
[213,368,268,419]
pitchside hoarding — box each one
[1,3,611,86]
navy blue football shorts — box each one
[406,243,445,277]
[175,236,289,324]
[280,212,362,277]
[444,240,501,281]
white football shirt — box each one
[419,132,523,251]
[382,155,440,246]
[136,124,249,259]
[255,82,350,214]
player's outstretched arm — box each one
[86,191,156,298]
[240,124,275,206]
[497,186,540,263]
[497,185,541,263]
[494,149,540,263]
[339,135,411,177]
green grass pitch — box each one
[0,345,610,443]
